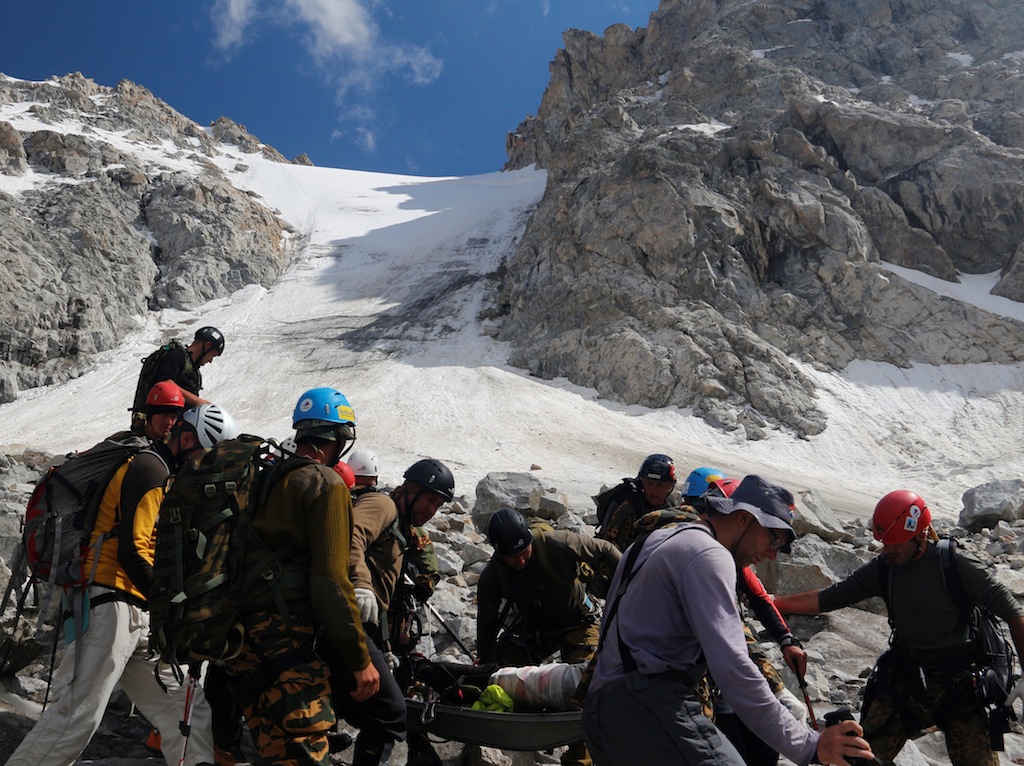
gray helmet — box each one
[181,404,239,449]
[403,458,454,502]
[487,508,532,556]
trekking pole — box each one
[177,666,200,766]
[797,672,819,731]
[403,575,476,661]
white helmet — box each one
[345,447,379,478]
[182,404,240,449]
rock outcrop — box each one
[498,0,1024,437]
[0,74,297,403]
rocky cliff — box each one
[0,73,296,404]
[499,0,1024,438]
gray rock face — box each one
[499,0,1024,436]
[0,73,297,402]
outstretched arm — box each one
[772,589,823,615]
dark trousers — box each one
[584,673,746,765]
[317,636,407,743]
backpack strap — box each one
[602,523,711,672]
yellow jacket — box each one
[85,449,171,600]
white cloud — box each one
[288,0,376,59]
[211,0,259,52]
[541,0,551,16]
[355,126,377,153]
[211,0,442,96]
[210,0,442,158]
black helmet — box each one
[403,458,455,502]
[638,453,676,483]
[194,326,225,354]
[487,508,532,556]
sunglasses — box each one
[768,529,785,552]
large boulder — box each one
[960,480,1024,530]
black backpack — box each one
[132,340,198,412]
[593,478,641,535]
[878,538,1017,707]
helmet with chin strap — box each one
[181,404,240,449]
[194,326,225,354]
[487,508,532,556]
[403,458,455,502]
[638,454,676,483]
[292,388,356,446]
[145,381,186,414]
[872,490,932,544]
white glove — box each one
[1005,677,1024,708]
[777,686,808,724]
[354,588,379,625]
[384,651,400,671]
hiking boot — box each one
[144,728,161,755]
[328,730,354,753]
[406,731,442,766]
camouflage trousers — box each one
[856,650,997,766]
[225,611,336,765]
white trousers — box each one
[6,590,213,766]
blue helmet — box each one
[292,387,356,442]
[682,466,724,498]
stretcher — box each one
[405,699,584,751]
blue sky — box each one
[0,2,659,177]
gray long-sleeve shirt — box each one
[591,523,819,766]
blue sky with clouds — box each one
[1,2,659,176]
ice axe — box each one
[404,575,477,661]
[797,671,819,731]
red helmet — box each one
[145,381,185,414]
[872,490,931,544]
[707,477,739,498]
[333,460,356,489]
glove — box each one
[1005,677,1024,708]
[354,588,379,625]
[776,686,808,724]
[411,576,434,603]
[384,651,400,671]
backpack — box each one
[148,435,310,666]
[0,434,151,680]
[878,538,1017,707]
[593,478,641,535]
[23,434,152,590]
[132,340,196,412]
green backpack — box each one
[149,435,309,665]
